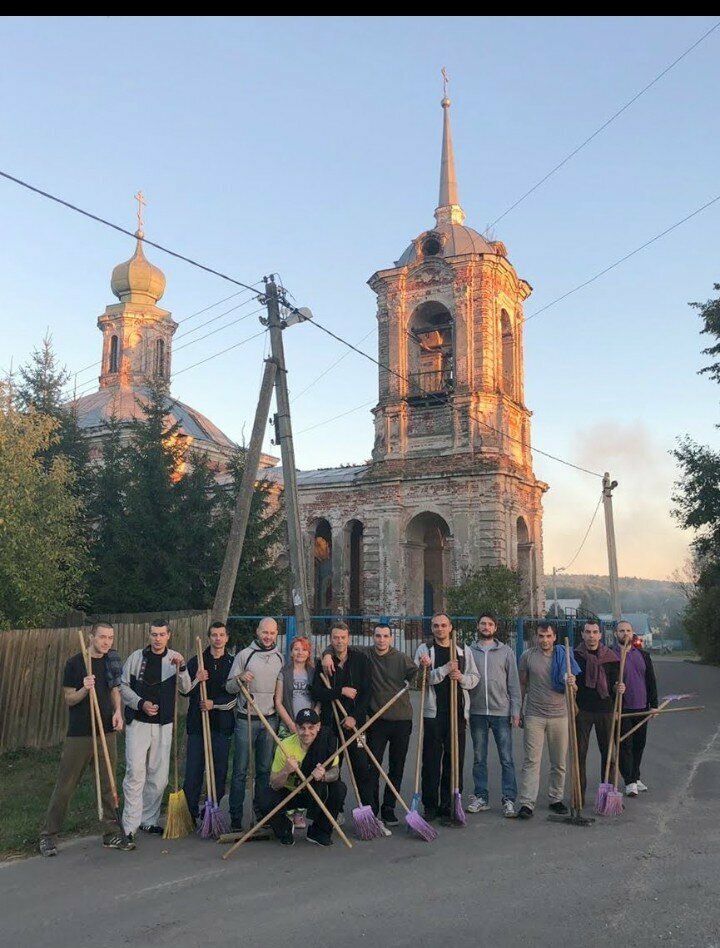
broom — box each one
[598,644,628,817]
[449,631,466,825]
[593,644,625,814]
[320,673,384,840]
[163,665,195,839]
[80,632,103,822]
[410,665,427,814]
[196,638,230,838]
[329,683,437,842]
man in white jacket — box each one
[415,614,479,825]
[120,620,191,840]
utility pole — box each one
[552,566,565,619]
[264,275,312,637]
[602,472,622,622]
[212,358,278,623]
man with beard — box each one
[614,619,658,797]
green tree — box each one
[446,565,522,627]
[0,383,87,627]
[672,283,720,661]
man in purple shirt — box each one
[614,620,658,797]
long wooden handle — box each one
[320,674,362,807]
[196,638,214,804]
[414,666,427,795]
[223,684,410,859]
[619,699,671,743]
[612,645,630,789]
[78,632,120,808]
[79,632,103,820]
[239,682,352,849]
[621,705,704,719]
[173,669,180,793]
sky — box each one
[1,15,718,582]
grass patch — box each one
[0,716,191,860]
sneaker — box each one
[39,836,57,857]
[377,820,393,838]
[423,806,439,823]
[548,801,569,815]
[625,783,639,797]
[103,832,136,851]
[466,795,490,813]
[336,811,345,826]
[306,827,333,847]
[636,780,649,793]
[502,799,517,819]
[381,809,399,827]
[439,809,453,827]
[292,811,307,830]
[517,805,534,820]
[139,823,163,834]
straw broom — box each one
[598,644,628,817]
[319,673,384,840]
[410,665,427,814]
[163,665,194,839]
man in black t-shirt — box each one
[39,622,133,856]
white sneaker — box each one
[625,783,639,797]
[466,795,490,813]
[502,799,517,819]
[336,812,345,826]
[377,819,392,837]
[636,780,648,792]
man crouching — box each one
[260,708,346,847]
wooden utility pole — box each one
[212,358,277,622]
[602,472,622,621]
[264,276,311,637]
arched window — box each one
[154,338,165,378]
[408,301,453,402]
[109,335,119,374]
[313,519,333,614]
[501,310,515,398]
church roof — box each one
[395,221,496,266]
[71,385,236,451]
[261,465,369,488]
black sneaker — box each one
[517,805,534,820]
[39,837,57,857]
[439,810,453,827]
[306,827,333,847]
[103,832,136,851]
[548,801,569,815]
[139,823,163,835]
[381,809,399,827]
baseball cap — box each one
[295,708,320,726]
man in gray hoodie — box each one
[226,617,284,832]
[467,613,522,818]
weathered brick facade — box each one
[296,96,547,617]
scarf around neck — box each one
[576,642,617,699]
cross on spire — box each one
[134,190,146,238]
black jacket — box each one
[183,648,236,737]
[311,647,372,729]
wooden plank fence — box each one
[0,610,211,754]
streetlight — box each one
[552,566,566,618]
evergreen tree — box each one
[174,449,224,608]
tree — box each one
[446,565,522,633]
[672,283,720,661]
[0,383,87,627]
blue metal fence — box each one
[226,613,617,663]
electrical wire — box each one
[560,493,604,572]
[291,326,377,403]
[172,329,267,378]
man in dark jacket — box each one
[181,621,236,821]
[614,620,658,796]
[573,620,620,804]
[311,621,374,814]
[260,708,346,846]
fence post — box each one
[568,616,576,649]
[285,615,297,661]
[515,617,525,664]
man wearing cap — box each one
[259,708,346,847]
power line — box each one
[524,191,720,324]
[291,326,377,403]
[560,493,603,572]
[295,399,375,435]
[172,329,268,378]
[0,170,260,294]
[173,305,265,353]
[300,313,601,477]
[486,19,720,230]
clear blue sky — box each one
[2,15,718,581]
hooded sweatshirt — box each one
[226,640,284,717]
[414,641,480,719]
[468,638,522,718]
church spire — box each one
[435,69,465,227]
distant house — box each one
[597,613,653,641]
[545,598,582,617]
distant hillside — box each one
[544,574,687,632]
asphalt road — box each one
[2,657,718,948]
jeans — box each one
[229,713,277,826]
[470,714,517,802]
[183,729,232,819]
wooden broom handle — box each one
[80,632,103,820]
[414,665,427,794]
[79,632,120,807]
[196,638,215,803]
[319,673,362,807]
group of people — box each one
[39,612,657,855]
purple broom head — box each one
[601,788,624,816]
[352,804,385,841]
[594,782,613,815]
[405,808,439,842]
[200,798,215,839]
[453,789,466,825]
[210,804,230,838]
